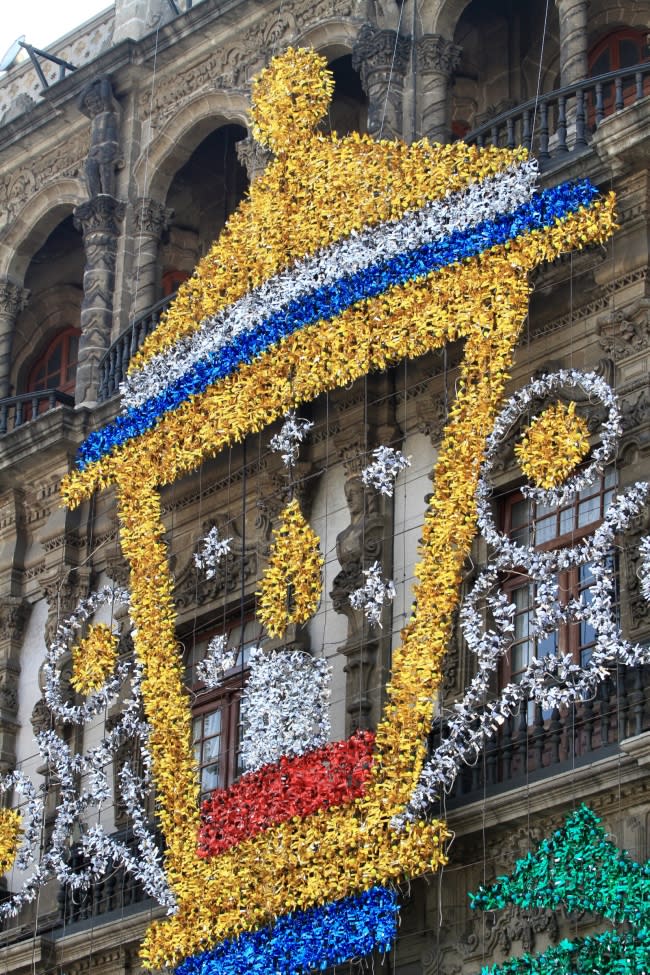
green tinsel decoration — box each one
[470,804,650,975]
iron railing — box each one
[444,664,649,805]
[0,389,75,435]
[97,293,176,402]
[465,61,650,162]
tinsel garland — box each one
[194,526,232,579]
[256,500,324,638]
[270,411,313,467]
[349,560,396,628]
[470,805,650,975]
[239,647,331,772]
[120,159,539,412]
[362,446,411,498]
[199,731,375,857]
[56,48,618,969]
[175,885,399,975]
[398,371,650,823]
[76,179,602,470]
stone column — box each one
[0,598,29,776]
[131,198,174,318]
[556,0,588,88]
[0,281,29,398]
[352,24,411,140]
[415,34,462,144]
[236,135,273,184]
[330,374,400,733]
[73,196,125,404]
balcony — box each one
[0,389,75,435]
[98,294,175,403]
[443,664,650,808]
[465,61,650,165]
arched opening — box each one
[588,27,650,116]
[12,213,84,404]
[161,123,248,298]
[324,54,367,136]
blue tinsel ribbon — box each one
[77,178,599,469]
[175,885,399,975]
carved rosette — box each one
[236,135,273,183]
[415,34,462,143]
[352,24,411,139]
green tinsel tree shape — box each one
[469,804,650,975]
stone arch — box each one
[586,0,650,45]
[428,0,474,38]
[133,90,250,204]
[295,20,358,56]
[0,178,85,284]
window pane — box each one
[202,735,221,761]
[535,515,556,544]
[203,710,221,737]
[201,763,222,794]
[619,39,640,68]
[578,495,600,526]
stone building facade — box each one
[0,0,648,973]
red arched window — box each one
[162,269,190,298]
[588,28,650,116]
[27,328,80,395]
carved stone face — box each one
[344,478,364,516]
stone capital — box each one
[134,197,174,238]
[0,280,29,320]
[352,24,412,86]
[236,135,272,184]
[416,34,462,76]
[73,195,126,238]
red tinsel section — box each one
[198,730,376,858]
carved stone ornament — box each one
[416,390,448,445]
[460,905,560,960]
[0,281,30,320]
[415,34,462,76]
[598,303,650,358]
[78,76,122,199]
[134,198,174,238]
[73,195,126,239]
[0,133,87,231]
[236,135,273,183]
[0,598,30,645]
[621,505,650,632]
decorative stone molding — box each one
[74,194,125,239]
[39,568,91,646]
[416,390,448,445]
[236,135,272,183]
[352,23,411,138]
[416,34,462,75]
[134,197,174,238]
[460,905,560,960]
[0,133,87,232]
[598,302,650,358]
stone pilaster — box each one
[73,195,125,404]
[330,375,401,733]
[236,135,272,184]
[352,24,411,140]
[0,281,29,398]
[0,597,30,775]
[415,34,462,144]
[556,0,588,87]
[131,197,174,318]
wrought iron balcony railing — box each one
[0,389,75,435]
[444,664,649,806]
[98,293,176,402]
[465,61,650,162]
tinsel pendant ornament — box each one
[70,622,119,695]
[0,808,21,875]
[470,804,650,975]
[257,498,323,638]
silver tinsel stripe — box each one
[120,161,539,409]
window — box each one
[162,269,190,298]
[188,618,261,801]
[588,28,650,118]
[501,469,617,688]
[27,327,80,395]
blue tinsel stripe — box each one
[77,178,598,469]
[174,885,399,975]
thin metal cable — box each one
[530,0,551,148]
[379,2,406,140]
